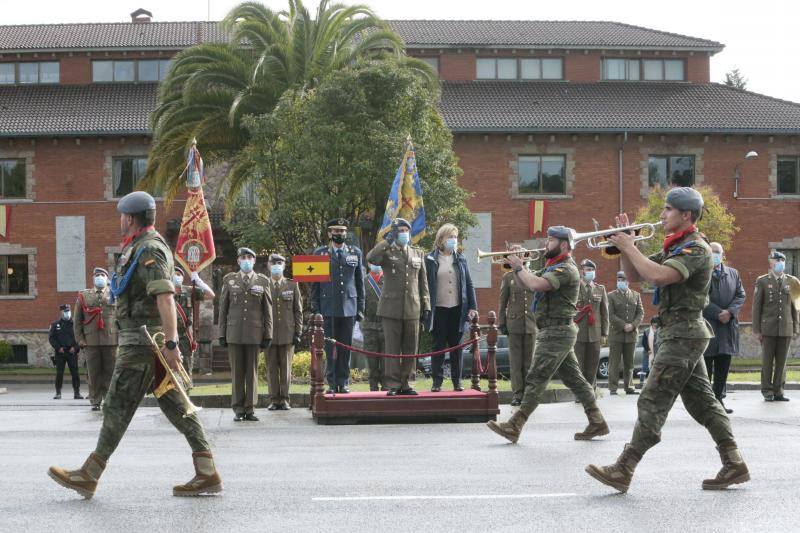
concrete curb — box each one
[0,387,6,395]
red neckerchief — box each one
[545,252,570,267]
[370,271,383,284]
[662,225,697,252]
[120,225,154,248]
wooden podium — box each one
[309,313,500,425]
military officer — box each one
[587,187,748,494]
[74,267,117,410]
[487,226,609,443]
[498,245,537,406]
[219,248,272,421]
[311,219,365,394]
[173,266,215,389]
[574,259,609,391]
[364,262,387,391]
[49,191,222,499]
[49,304,83,400]
[266,254,302,410]
[753,251,799,402]
[607,271,644,395]
[367,218,430,396]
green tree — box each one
[724,67,747,90]
[225,57,474,255]
[633,185,739,258]
[142,0,408,202]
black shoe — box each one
[280,401,291,410]
[387,389,398,396]
[267,403,279,411]
[53,393,61,400]
[338,387,350,394]
[454,384,465,392]
[431,386,441,392]
[510,398,521,407]
[625,389,639,395]
[244,413,259,422]
[369,386,379,392]
[326,388,336,394]
[774,395,790,402]
[91,404,101,411]
[74,393,84,400]
[609,390,618,395]
[234,414,245,422]
[398,388,418,396]
[764,395,775,402]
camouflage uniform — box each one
[363,272,387,391]
[95,229,210,461]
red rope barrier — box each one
[325,336,481,359]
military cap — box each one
[117,191,156,214]
[174,266,185,276]
[616,270,627,280]
[666,187,704,211]
[237,247,257,258]
[268,253,286,263]
[392,218,412,230]
[547,225,574,247]
[93,267,109,277]
[580,259,597,269]
[769,251,786,261]
[327,218,349,230]
[59,303,70,311]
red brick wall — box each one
[686,54,711,83]
[439,52,476,81]
[59,55,91,85]
[565,53,600,82]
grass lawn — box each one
[727,370,800,383]
[731,358,800,368]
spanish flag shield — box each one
[292,255,331,282]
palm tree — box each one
[142,0,406,203]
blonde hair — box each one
[435,223,459,251]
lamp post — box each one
[733,150,759,199]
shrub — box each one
[0,340,12,364]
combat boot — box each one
[173,450,223,496]
[47,452,106,499]
[574,403,610,440]
[486,410,529,443]
[702,441,750,490]
[585,444,642,494]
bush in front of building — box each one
[0,340,12,364]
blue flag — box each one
[378,137,426,244]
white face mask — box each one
[93,276,107,289]
[173,275,184,286]
[239,259,254,273]
[62,311,71,320]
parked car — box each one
[598,345,646,381]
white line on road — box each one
[313,493,578,502]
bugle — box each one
[571,221,662,250]
[476,247,545,270]
[140,325,200,418]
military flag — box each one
[174,140,216,274]
[378,136,426,244]
[292,255,331,283]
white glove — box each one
[190,271,211,293]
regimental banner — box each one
[0,204,10,239]
[292,255,331,282]
[378,136,426,244]
[174,186,216,274]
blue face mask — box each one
[239,259,254,273]
[369,265,382,274]
[396,232,410,246]
[583,271,595,282]
[774,261,785,274]
[172,275,183,287]
[617,281,628,291]
[93,276,107,289]
[712,253,722,266]
[270,264,284,276]
[445,238,457,251]
[62,311,71,321]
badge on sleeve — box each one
[346,255,358,267]
[411,257,422,268]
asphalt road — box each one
[1,385,798,533]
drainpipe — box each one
[619,131,628,214]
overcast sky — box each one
[4,0,799,103]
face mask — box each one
[617,281,628,291]
[445,238,457,251]
[583,271,595,282]
[330,234,345,245]
[396,232,410,246]
[62,311,71,320]
[712,253,722,266]
[173,275,184,286]
[93,276,107,289]
[239,259,254,273]
[270,264,284,276]
[773,261,785,274]
[369,265,382,274]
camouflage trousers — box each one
[629,338,734,456]
[519,325,596,417]
[94,345,210,461]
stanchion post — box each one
[470,314,481,391]
[311,313,325,409]
[487,311,498,393]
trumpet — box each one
[571,221,662,249]
[477,247,545,270]
[140,325,200,418]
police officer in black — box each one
[49,303,83,400]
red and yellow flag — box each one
[0,205,10,239]
[529,200,547,237]
[292,255,331,282]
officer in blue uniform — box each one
[311,219,365,393]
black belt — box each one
[536,317,572,328]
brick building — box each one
[1,14,799,365]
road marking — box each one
[313,493,578,502]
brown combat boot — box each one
[173,450,223,497]
[702,441,750,490]
[47,452,106,500]
[486,410,529,443]
[585,444,642,494]
[574,403,610,440]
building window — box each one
[0,62,59,84]
[112,157,148,197]
[777,156,800,195]
[603,58,641,80]
[649,155,695,187]
[604,59,683,81]
[518,155,566,194]
[0,63,15,84]
[0,159,26,199]
[419,57,438,74]
[777,249,800,277]
[0,255,29,295]
[93,59,172,83]
[477,58,563,80]
[39,62,60,83]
